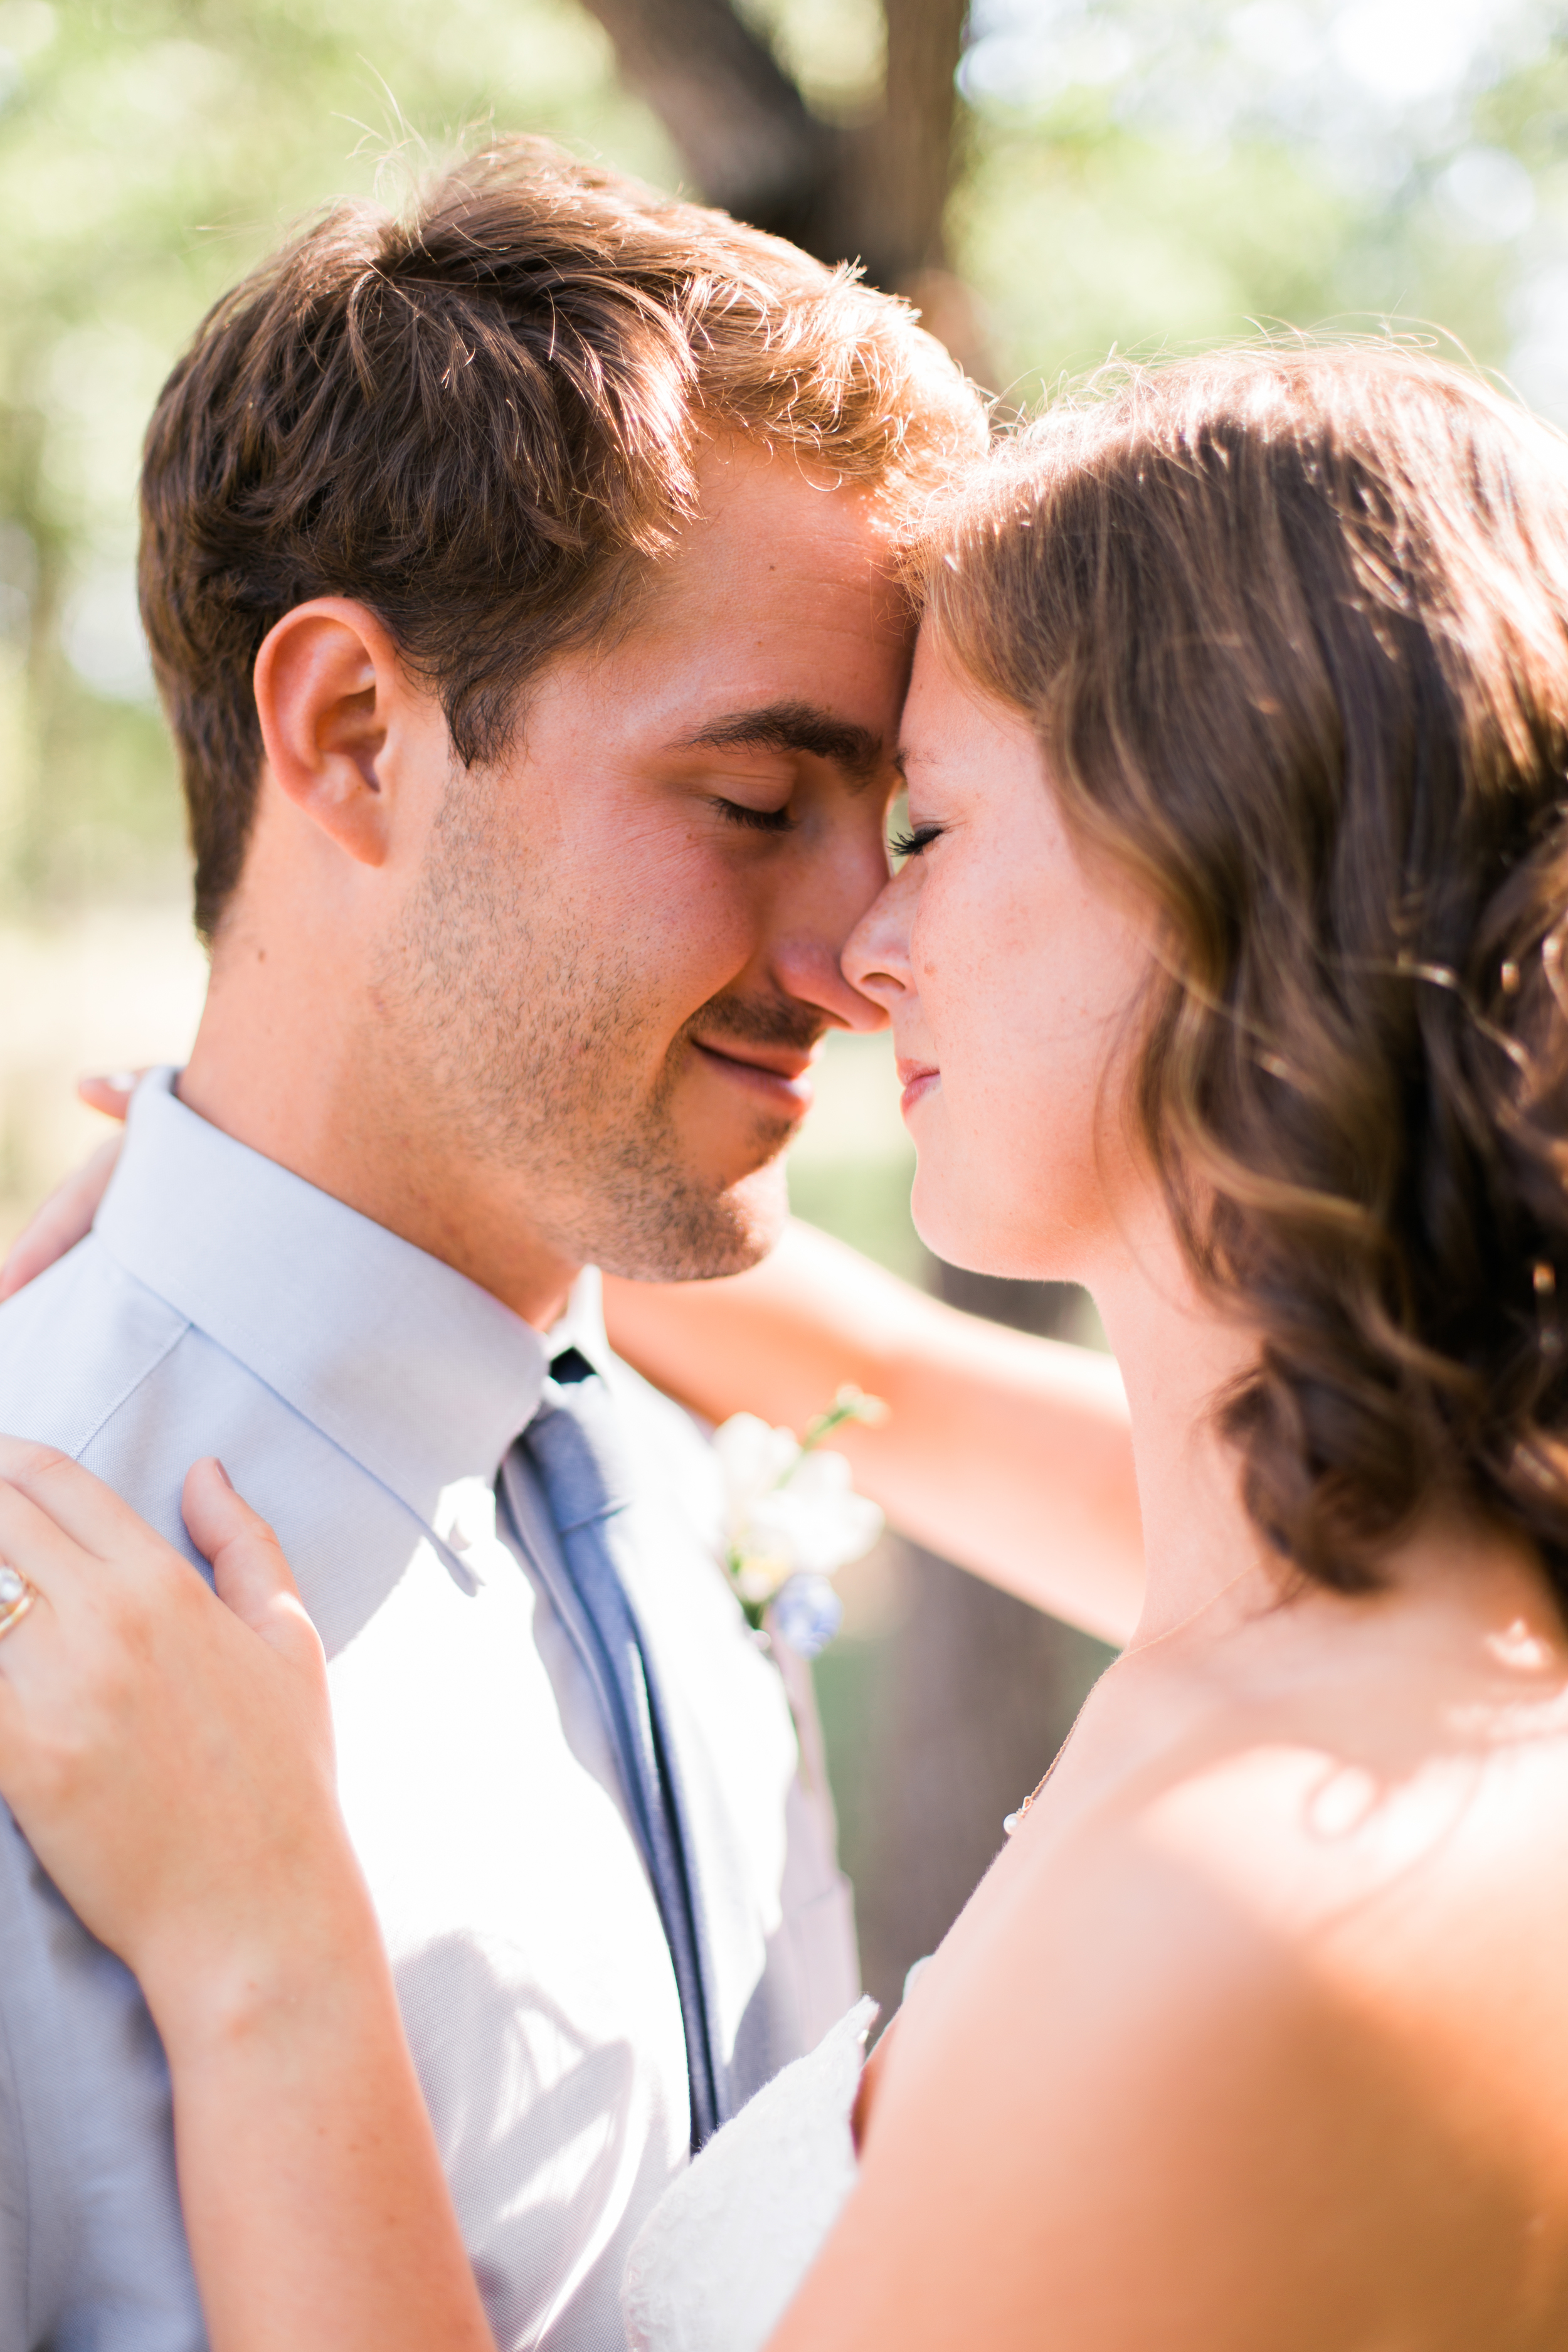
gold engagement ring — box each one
[0,1564,37,1641]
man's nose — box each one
[771,936,887,1033]
[769,798,903,1032]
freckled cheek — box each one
[913,873,1029,1067]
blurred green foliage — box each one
[0,0,675,901]
[4,0,1568,906]
[957,1,1568,398]
[787,1156,924,1283]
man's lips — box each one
[690,1036,820,1112]
[896,1057,941,1116]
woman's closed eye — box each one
[889,822,946,861]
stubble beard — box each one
[380,781,812,1283]
[570,1028,795,1282]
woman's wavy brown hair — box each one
[926,343,1568,1598]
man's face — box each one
[382,437,910,1281]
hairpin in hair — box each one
[1395,955,1461,994]
[1535,1259,1562,1359]
[1386,953,1531,1072]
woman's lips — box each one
[897,1059,941,1117]
[691,1037,817,1114]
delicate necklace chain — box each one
[1002,1560,1258,1837]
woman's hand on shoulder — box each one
[0,1074,132,1302]
[0,1439,358,2048]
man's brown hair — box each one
[140,136,982,936]
[924,344,1568,1604]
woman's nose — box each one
[842,872,915,1010]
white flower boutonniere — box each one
[714,1387,888,1658]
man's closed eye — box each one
[712,798,800,834]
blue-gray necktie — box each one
[513,1347,723,2149]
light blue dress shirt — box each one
[0,1071,858,2352]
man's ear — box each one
[252,600,413,869]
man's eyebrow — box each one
[678,701,884,784]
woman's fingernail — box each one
[212,1458,233,1489]
[106,1071,137,1094]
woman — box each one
[6,337,1568,2350]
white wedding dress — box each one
[622,1994,879,2352]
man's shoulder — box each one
[0,1235,191,1456]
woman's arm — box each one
[604,1219,1143,1646]
[0,1441,495,2352]
[1,1090,1144,1644]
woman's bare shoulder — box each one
[768,1725,1568,2352]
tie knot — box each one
[525,1363,632,1530]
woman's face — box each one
[844,629,1158,1283]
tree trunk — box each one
[577,0,973,294]
[845,1271,1115,2017]
[575,0,836,250]
[844,0,970,289]
[847,1534,1113,2018]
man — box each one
[0,139,983,2348]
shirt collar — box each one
[544,1264,614,1381]
[93,1070,553,1526]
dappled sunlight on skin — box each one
[786,1561,1568,2346]
[1143,1742,1486,1928]
[781,1726,1568,2351]
[1301,1758,1385,1841]
[1484,1616,1564,1674]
